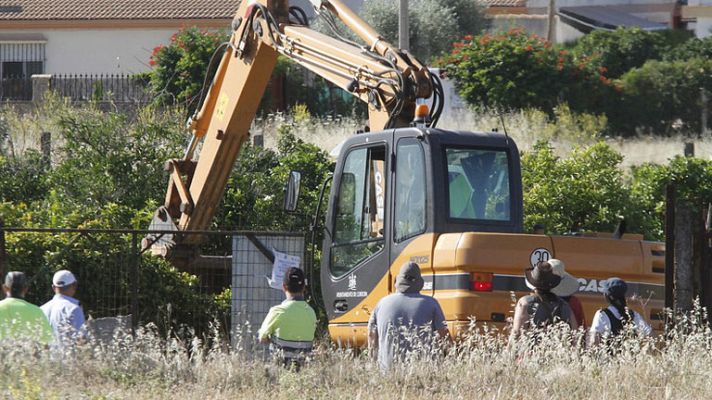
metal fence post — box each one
[130,232,139,334]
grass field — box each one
[2,313,711,400]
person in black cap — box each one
[258,267,316,369]
[510,261,578,341]
[368,261,450,370]
[588,277,651,347]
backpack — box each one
[525,293,569,329]
[601,308,632,337]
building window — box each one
[0,40,46,78]
[0,38,46,100]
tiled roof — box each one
[0,0,241,21]
[478,0,527,7]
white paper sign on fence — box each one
[268,250,301,290]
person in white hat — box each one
[548,259,586,329]
[40,270,85,345]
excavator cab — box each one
[320,127,522,333]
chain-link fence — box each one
[0,225,306,342]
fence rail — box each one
[52,74,151,103]
[0,74,151,102]
[0,77,32,101]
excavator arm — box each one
[146,0,443,259]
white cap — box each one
[52,270,77,287]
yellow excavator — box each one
[147,0,665,345]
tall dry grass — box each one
[254,107,712,170]
[2,306,711,399]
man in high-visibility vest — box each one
[258,267,317,370]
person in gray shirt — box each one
[367,262,450,370]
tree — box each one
[322,0,487,62]
[615,58,712,135]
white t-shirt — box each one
[589,305,652,336]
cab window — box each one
[394,138,426,242]
[447,147,511,221]
[331,145,386,277]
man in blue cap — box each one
[588,277,652,347]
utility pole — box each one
[399,0,409,50]
[546,0,556,43]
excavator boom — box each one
[145,0,443,258]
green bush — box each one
[0,151,48,203]
[615,58,712,135]
[521,141,632,234]
[629,156,712,240]
[48,105,184,210]
[147,28,363,117]
[441,30,615,115]
[664,35,712,61]
[570,28,667,78]
[0,200,226,335]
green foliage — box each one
[48,105,184,211]
[148,28,364,117]
[0,103,226,333]
[616,58,712,135]
[0,200,223,335]
[441,30,615,114]
[356,0,487,61]
[629,157,712,239]
[664,35,712,61]
[148,27,228,110]
[0,150,48,203]
[521,141,631,234]
[570,28,666,78]
[220,125,334,231]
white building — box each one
[0,0,241,77]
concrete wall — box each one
[3,28,180,74]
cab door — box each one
[321,142,391,321]
[389,132,435,293]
